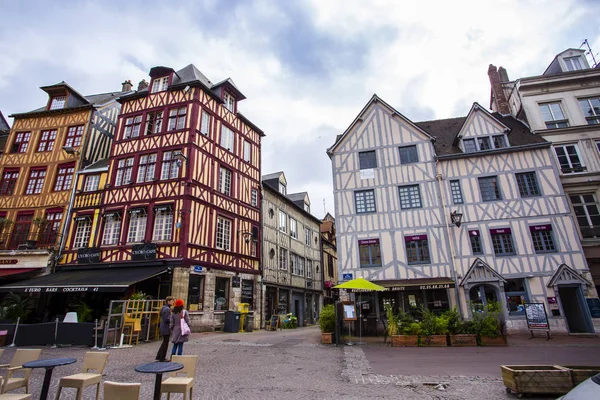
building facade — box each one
[328,95,599,334]
[489,49,600,296]
[321,212,338,304]
[262,172,323,327]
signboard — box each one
[349,283,455,292]
[404,234,427,242]
[77,247,101,264]
[490,228,511,235]
[357,239,378,246]
[0,260,18,265]
[342,273,353,281]
[192,266,203,273]
[232,276,241,288]
[525,303,550,330]
[25,286,104,293]
[342,302,357,321]
[586,298,600,318]
[360,169,374,180]
[241,280,253,304]
[530,225,552,232]
[131,243,156,261]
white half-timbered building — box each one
[328,95,599,334]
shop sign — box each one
[131,243,156,261]
[77,247,101,264]
[358,239,379,246]
[547,296,559,310]
[25,286,101,293]
[524,303,550,330]
[490,228,511,235]
[404,234,427,242]
[342,273,353,281]
[232,276,241,288]
[360,169,374,180]
[0,260,18,265]
[530,224,552,232]
[386,283,453,291]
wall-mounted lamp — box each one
[173,151,188,167]
[450,210,463,228]
[238,227,258,244]
[62,146,80,156]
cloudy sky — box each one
[0,0,599,219]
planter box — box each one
[449,334,477,347]
[560,365,600,386]
[391,335,419,347]
[421,335,447,347]
[501,365,572,395]
[321,332,333,344]
[480,335,507,346]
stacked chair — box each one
[103,381,141,400]
[160,355,198,400]
[0,349,42,395]
[54,352,109,400]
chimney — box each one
[498,67,509,82]
[138,79,149,91]
[488,64,511,115]
[121,80,133,92]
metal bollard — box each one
[51,318,59,348]
[9,317,20,347]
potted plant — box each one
[420,309,448,346]
[319,304,335,344]
[391,311,421,347]
[473,302,507,346]
[444,308,477,346]
[0,218,13,233]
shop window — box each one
[505,278,529,316]
[214,277,229,311]
[469,284,498,313]
[425,289,450,314]
[241,279,254,309]
[278,291,288,314]
[187,274,205,311]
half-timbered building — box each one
[328,95,599,334]
[321,212,338,305]
[262,172,323,327]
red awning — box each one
[0,268,38,277]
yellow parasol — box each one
[333,277,385,291]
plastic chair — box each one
[160,355,198,400]
[54,352,109,400]
[103,381,140,400]
[63,312,78,323]
[0,349,42,394]
[0,394,32,399]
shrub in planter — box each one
[420,309,448,347]
[472,301,507,346]
[450,320,477,346]
[392,322,420,347]
[319,304,336,344]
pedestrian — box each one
[170,299,191,357]
[155,296,175,362]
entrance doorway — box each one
[558,286,593,333]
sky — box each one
[0,0,599,219]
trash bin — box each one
[224,311,241,333]
[244,315,254,333]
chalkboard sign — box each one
[241,280,253,305]
[586,298,600,318]
[525,303,549,330]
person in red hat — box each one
[169,299,191,356]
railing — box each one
[0,231,61,250]
[103,299,164,348]
[580,226,600,239]
[73,191,102,208]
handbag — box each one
[180,310,191,336]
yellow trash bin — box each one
[238,303,249,332]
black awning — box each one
[0,266,167,293]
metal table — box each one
[23,357,77,400]
[135,361,183,400]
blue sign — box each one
[193,266,203,273]
[342,273,353,281]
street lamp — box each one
[173,151,188,167]
[450,210,463,228]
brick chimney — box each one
[121,80,133,92]
[498,67,509,83]
[138,79,149,91]
[488,64,511,115]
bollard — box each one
[51,318,59,348]
[9,317,20,347]
[92,319,106,351]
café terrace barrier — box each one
[102,299,164,348]
[0,318,93,347]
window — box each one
[127,209,147,243]
[469,230,483,254]
[224,92,235,112]
[279,248,288,270]
[167,107,186,131]
[279,211,287,233]
[0,169,19,196]
[463,138,476,153]
[216,216,231,251]
[73,218,91,248]
[355,190,376,213]
[220,125,234,151]
[200,111,210,135]
[243,140,251,162]
[9,213,32,249]
[37,130,57,152]
[540,102,569,129]
[479,176,501,201]
[450,180,464,204]
[405,235,430,264]
[115,157,134,186]
[399,145,419,164]
[306,260,312,279]
[153,207,173,241]
[145,111,164,135]
[214,277,229,311]
[359,239,381,268]
[25,168,46,195]
[279,183,286,195]
[298,256,305,276]
[359,151,377,169]
[102,213,122,245]
[65,125,84,147]
[530,225,556,253]
[251,189,258,207]
[492,135,506,149]
[398,185,422,209]
[290,253,299,275]
[151,76,169,93]
[490,228,515,255]
[137,154,157,183]
[41,209,63,246]
[579,98,600,125]
[478,137,491,151]
[290,218,297,239]
[160,151,180,180]
[564,56,584,71]
[123,116,142,139]
[554,144,584,173]
[219,167,232,196]
[505,279,529,316]
[49,96,66,110]
[53,163,74,191]
[570,194,600,238]
[516,172,540,197]
[241,279,253,309]
[83,175,100,192]
[12,132,31,153]
[304,203,310,213]
[305,228,311,246]
[188,274,205,310]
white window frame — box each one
[115,157,134,186]
[290,218,297,239]
[279,248,288,270]
[220,125,234,151]
[127,211,147,243]
[200,111,210,135]
[153,209,173,241]
[49,96,66,110]
[540,102,569,129]
[306,259,312,278]
[102,215,122,245]
[224,92,235,112]
[251,189,258,207]
[305,228,310,246]
[279,211,287,233]
[219,167,232,196]
[216,216,231,251]
[279,183,286,195]
[161,151,180,180]
[554,144,585,174]
[151,76,169,93]
[137,153,157,183]
[564,56,584,71]
[243,140,251,162]
[73,219,91,249]
[84,175,100,192]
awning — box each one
[0,268,39,277]
[347,278,455,292]
[0,266,167,293]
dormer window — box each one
[564,56,584,72]
[304,203,310,213]
[224,92,235,112]
[477,137,491,151]
[279,182,286,195]
[49,96,66,110]
[151,76,169,93]
[463,139,477,153]
[463,134,509,153]
[493,135,507,149]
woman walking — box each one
[170,299,191,356]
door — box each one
[558,286,594,333]
[294,300,301,327]
[10,213,32,249]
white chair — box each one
[54,352,109,400]
[160,355,198,400]
[0,394,32,399]
[103,381,140,400]
[0,349,42,394]
[63,312,78,323]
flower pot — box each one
[421,335,447,347]
[391,335,419,347]
[449,334,477,347]
[480,335,507,346]
[501,365,572,395]
[321,332,333,344]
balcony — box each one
[0,231,61,251]
[73,191,102,209]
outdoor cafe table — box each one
[135,361,183,400]
[22,357,77,400]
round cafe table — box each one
[23,357,77,400]
[135,361,183,400]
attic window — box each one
[304,203,310,213]
[564,56,584,72]
[224,92,235,112]
[49,96,66,110]
[279,182,286,195]
[151,77,169,93]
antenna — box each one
[580,39,598,68]
[323,198,326,215]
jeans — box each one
[171,342,184,356]
[156,335,170,361]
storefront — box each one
[263,284,322,327]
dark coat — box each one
[159,304,171,336]
[170,310,190,344]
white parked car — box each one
[557,373,600,399]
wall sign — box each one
[525,303,550,330]
[405,234,427,242]
[131,243,156,261]
[77,247,101,264]
[342,273,353,281]
[232,276,241,288]
[360,169,374,180]
[357,239,379,246]
[192,266,203,273]
[490,228,511,235]
[530,225,552,232]
[25,286,104,293]
[0,260,18,265]
[586,298,600,318]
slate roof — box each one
[262,172,284,181]
[287,192,307,203]
[82,158,109,172]
[0,111,9,131]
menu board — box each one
[343,302,357,321]
[525,303,550,330]
[241,280,253,306]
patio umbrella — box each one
[334,278,385,344]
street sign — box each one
[342,273,353,281]
[193,266,203,273]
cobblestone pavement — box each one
[0,327,575,399]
